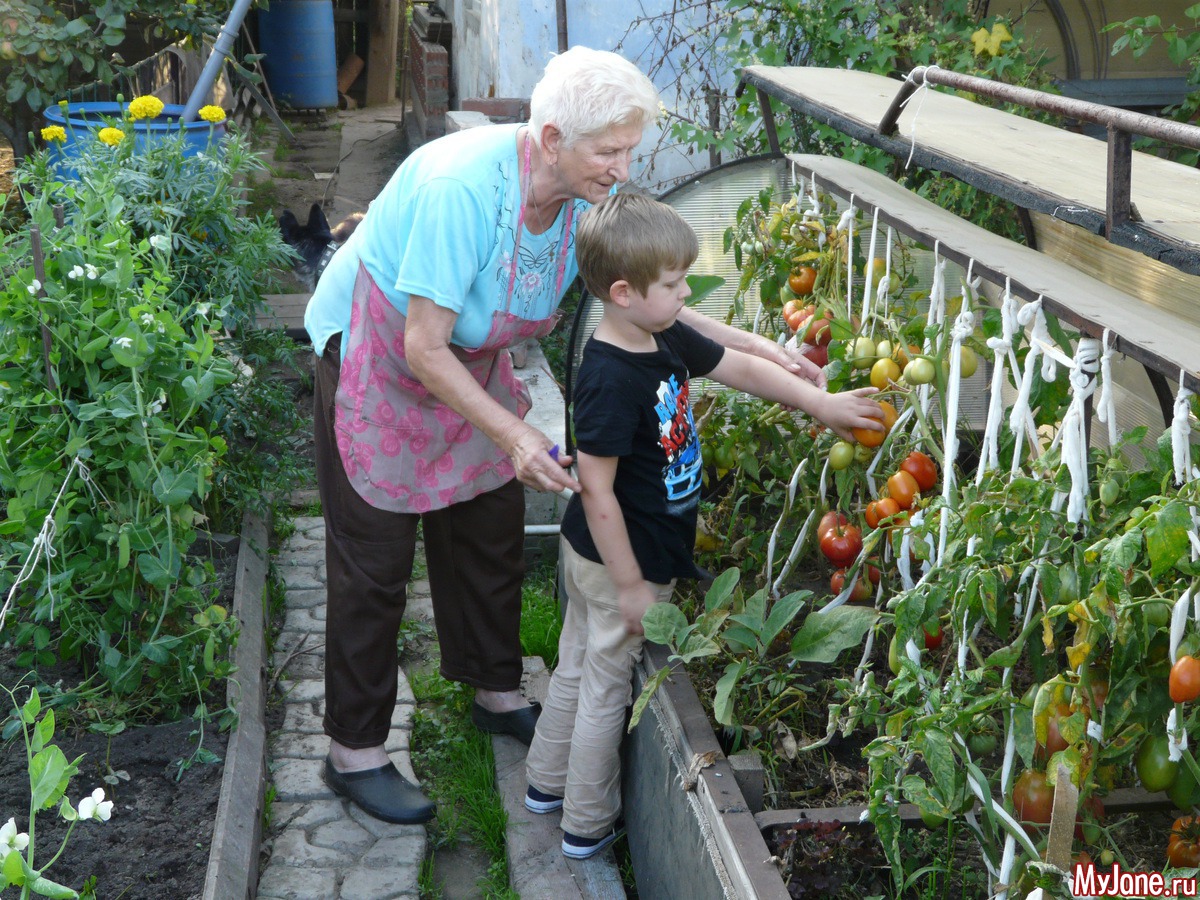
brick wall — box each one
[460,98,530,125]
[407,22,448,143]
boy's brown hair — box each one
[575,192,698,300]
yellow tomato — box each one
[870,357,901,390]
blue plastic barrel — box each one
[258,0,338,110]
[42,102,226,176]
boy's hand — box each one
[618,582,660,636]
[760,340,827,389]
[821,387,885,442]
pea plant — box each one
[0,113,300,722]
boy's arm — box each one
[576,450,661,636]
[708,348,884,441]
[677,306,826,387]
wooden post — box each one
[366,0,401,106]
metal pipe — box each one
[181,0,256,123]
[555,0,569,53]
[905,65,1200,151]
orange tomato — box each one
[852,400,897,448]
[788,266,817,296]
[887,470,921,510]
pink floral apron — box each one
[333,134,571,513]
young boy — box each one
[524,192,883,859]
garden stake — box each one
[28,224,57,400]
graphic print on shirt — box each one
[491,162,573,317]
[655,373,703,503]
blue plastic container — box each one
[257,0,338,110]
[42,102,226,173]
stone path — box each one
[255,515,426,900]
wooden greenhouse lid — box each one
[740,66,1200,275]
[785,153,1200,393]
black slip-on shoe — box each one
[470,701,542,745]
[562,824,624,859]
[321,757,435,825]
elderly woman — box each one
[305,47,822,825]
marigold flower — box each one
[40,125,67,144]
[98,127,125,147]
[198,104,226,124]
[127,95,165,121]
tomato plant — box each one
[865,497,901,530]
[828,441,855,471]
[817,510,849,541]
[831,568,872,601]
[1136,734,1180,793]
[922,620,943,651]
[886,471,920,510]
[1168,816,1200,867]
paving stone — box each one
[255,863,339,899]
[271,799,345,830]
[272,758,329,802]
[269,827,354,867]
[281,606,324,633]
[286,587,326,609]
[280,678,328,704]
[310,816,376,855]
[270,731,331,760]
[282,702,325,734]
[340,865,421,900]
[280,565,325,590]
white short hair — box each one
[529,47,660,148]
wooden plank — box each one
[366,0,401,107]
[259,292,311,341]
[787,153,1200,392]
[741,67,1200,275]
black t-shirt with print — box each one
[560,320,725,584]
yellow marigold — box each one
[198,105,226,124]
[971,22,1013,57]
[41,125,67,144]
[98,127,125,147]
[127,95,165,121]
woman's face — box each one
[554,123,643,204]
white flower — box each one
[26,279,41,295]
[149,234,170,252]
[148,390,166,415]
[0,817,28,852]
[85,264,99,280]
[113,336,134,350]
[140,313,156,327]
[76,788,113,822]
[67,265,85,280]
[196,303,211,318]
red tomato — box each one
[865,562,882,585]
[1012,770,1054,825]
[1171,655,1200,704]
[1036,702,1072,758]
[804,315,833,347]
[830,569,872,601]
[922,621,943,651]
[817,510,849,541]
[865,497,901,530]
[887,470,921,511]
[802,343,829,368]
[900,451,938,493]
[1169,815,1200,867]
[820,523,863,568]
[788,266,817,297]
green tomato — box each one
[1099,478,1120,506]
[888,634,903,676]
[967,730,998,757]
[905,357,936,385]
[1168,761,1200,811]
[919,806,947,828]
[828,441,855,471]
[1135,734,1180,793]
[850,336,877,370]
[713,444,735,470]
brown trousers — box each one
[314,336,527,748]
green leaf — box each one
[29,874,80,899]
[29,745,70,810]
[760,591,808,652]
[152,468,193,506]
[628,666,670,731]
[790,606,878,663]
[704,568,740,613]
[642,603,688,646]
[136,551,177,590]
[713,660,747,726]
[677,633,719,663]
[684,274,725,306]
[2,848,25,887]
[920,729,957,803]
[1147,500,1191,577]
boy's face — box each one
[629,267,691,333]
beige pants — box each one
[526,539,676,838]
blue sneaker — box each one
[524,785,564,814]
[561,825,623,859]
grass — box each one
[409,555,563,898]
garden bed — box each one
[0,513,269,900]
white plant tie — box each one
[1058,338,1100,524]
[875,228,895,323]
[861,207,880,326]
[1009,298,1047,475]
[920,248,947,418]
[977,279,1018,482]
[938,295,976,562]
[901,65,941,170]
[841,199,857,322]
[1096,329,1119,448]
[1171,368,1198,486]
[765,458,811,597]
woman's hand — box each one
[759,339,826,388]
[818,387,884,442]
[503,422,582,494]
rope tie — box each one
[977,279,1018,481]
[1008,298,1046,475]
[1059,338,1100,524]
[861,208,880,326]
[1096,329,1119,448]
[840,199,857,322]
[938,293,976,561]
[1171,367,1197,486]
[900,65,941,170]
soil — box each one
[0,549,236,900]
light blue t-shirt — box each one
[304,124,585,358]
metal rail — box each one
[879,66,1200,238]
